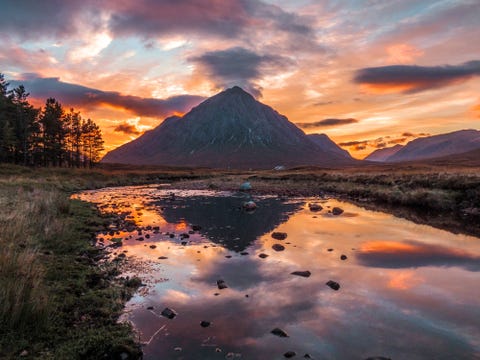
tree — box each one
[39,98,64,166]
[11,85,39,165]
[81,118,104,168]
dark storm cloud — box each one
[114,123,140,135]
[9,76,205,118]
[296,118,358,129]
[354,60,480,93]
[108,0,250,38]
[0,0,316,42]
[190,47,294,97]
[357,240,480,272]
[0,0,102,39]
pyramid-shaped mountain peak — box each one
[102,87,355,169]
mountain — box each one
[307,133,352,158]
[386,129,480,162]
[102,86,355,169]
[365,144,403,162]
[423,148,480,167]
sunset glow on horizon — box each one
[2,0,479,158]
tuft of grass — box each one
[0,175,142,359]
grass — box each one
[0,171,143,359]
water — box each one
[74,185,480,360]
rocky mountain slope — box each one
[102,86,355,169]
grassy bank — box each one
[0,171,144,359]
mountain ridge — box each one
[102,86,356,169]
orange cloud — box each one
[386,44,423,64]
[387,270,423,290]
[473,103,480,118]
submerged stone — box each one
[284,351,296,358]
[308,203,323,212]
[271,328,289,337]
[243,201,257,211]
[326,280,340,291]
[272,244,285,251]
[259,253,269,259]
[340,254,347,260]
[291,271,311,278]
[200,321,211,328]
[217,279,228,289]
[271,232,288,240]
[332,207,344,215]
[161,307,177,319]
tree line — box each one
[0,73,104,168]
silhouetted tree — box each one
[0,73,104,168]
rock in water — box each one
[271,232,288,240]
[332,207,344,215]
[200,321,211,328]
[161,307,177,319]
[291,271,311,278]
[326,280,340,291]
[217,279,228,289]
[308,203,323,211]
[259,253,269,259]
[340,254,347,260]
[284,351,296,358]
[272,244,285,251]
[271,328,289,337]
[243,201,257,211]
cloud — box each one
[357,240,480,272]
[114,123,140,135]
[0,0,316,43]
[354,60,480,93]
[9,76,205,118]
[296,118,358,129]
[189,47,294,97]
[108,0,251,39]
[339,133,429,150]
[0,1,94,39]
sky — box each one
[1,0,479,159]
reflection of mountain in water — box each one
[151,195,303,251]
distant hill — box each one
[102,86,356,169]
[365,130,480,163]
[365,144,403,162]
[307,133,352,159]
[423,147,480,167]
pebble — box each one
[271,232,288,240]
[271,328,289,337]
[272,244,285,251]
[291,271,311,278]
[217,279,228,289]
[326,280,340,291]
[161,307,177,319]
